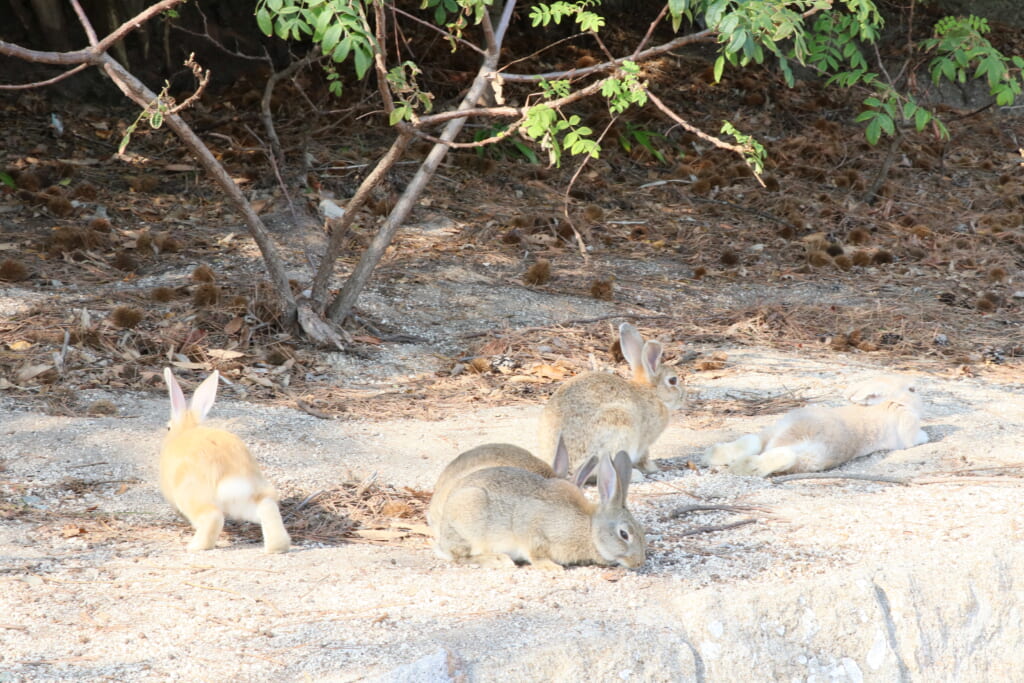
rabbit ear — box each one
[612,451,632,501]
[641,340,663,381]
[596,454,619,506]
[189,370,220,421]
[573,456,598,488]
[552,436,569,478]
[618,323,644,373]
[164,367,187,421]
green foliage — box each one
[720,121,765,176]
[530,1,606,32]
[600,61,648,115]
[523,105,599,167]
[0,171,15,189]
[386,61,434,124]
[255,0,376,87]
[119,83,174,154]
[922,15,1024,107]
[617,122,677,166]
[473,125,540,164]
[800,9,1019,146]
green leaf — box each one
[389,105,408,126]
[353,45,373,80]
[322,23,343,54]
[0,171,15,188]
[865,118,881,145]
[256,7,273,35]
[713,56,725,83]
[149,110,164,129]
[914,106,930,130]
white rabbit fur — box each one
[160,368,290,553]
[708,376,928,477]
[434,451,645,570]
[539,323,685,477]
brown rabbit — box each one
[427,439,597,528]
[434,451,645,570]
[160,368,290,553]
[539,323,685,476]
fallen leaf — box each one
[170,361,208,370]
[16,363,54,382]
[208,349,244,360]
[224,317,244,335]
[61,525,84,538]
[353,529,407,541]
[116,483,129,495]
[8,340,32,351]
[529,363,567,380]
[353,335,382,345]
[505,375,547,384]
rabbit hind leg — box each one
[184,506,224,551]
[709,433,764,467]
[256,497,291,554]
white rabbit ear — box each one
[164,367,187,421]
[552,436,569,478]
[189,370,220,421]
[573,456,598,488]
[618,323,644,372]
[641,340,663,380]
[612,451,632,501]
[597,454,618,506]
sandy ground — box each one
[2,348,1023,681]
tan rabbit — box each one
[434,451,646,570]
[427,439,597,529]
[160,368,290,553]
[539,322,685,476]
[708,376,928,477]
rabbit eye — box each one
[667,376,678,386]
[618,528,630,541]
[908,387,916,393]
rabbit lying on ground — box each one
[539,323,685,477]
[433,451,645,570]
[160,368,290,553]
[427,439,597,529]
[708,376,928,477]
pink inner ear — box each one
[165,368,187,419]
[643,341,663,376]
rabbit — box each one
[427,438,598,529]
[433,451,646,570]
[539,322,685,477]
[160,368,290,553]
[708,376,928,477]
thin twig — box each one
[677,519,757,537]
[772,472,908,485]
[666,504,767,519]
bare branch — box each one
[0,64,89,90]
[69,0,99,46]
[97,53,297,320]
[261,48,323,169]
[645,88,749,156]
[389,5,485,56]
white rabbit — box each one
[434,451,645,570]
[708,376,928,477]
[539,323,685,476]
[160,368,290,553]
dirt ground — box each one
[2,34,1024,680]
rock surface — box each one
[1,349,1022,681]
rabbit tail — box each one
[217,477,290,553]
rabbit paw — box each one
[751,448,798,477]
[530,558,566,572]
[709,434,763,467]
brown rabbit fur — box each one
[539,323,685,476]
